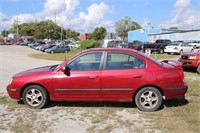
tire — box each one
[197,64,200,74]
[180,50,183,55]
[159,48,164,54]
[22,85,49,109]
[135,87,162,112]
[51,51,54,54]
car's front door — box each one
[101,52,146,101]
[52,52,103,101]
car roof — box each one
[82,48,138,53]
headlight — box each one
[188,56,197,60]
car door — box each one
[52,52,103,100]
[101,52,146,101]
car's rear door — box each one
[100,52,146,101]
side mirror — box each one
[60,65,71,76]
[65,66,71,71]
[60,66,65,72]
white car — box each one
[164,42,194,55]
[188,41,200,48]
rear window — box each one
[138,52,162,66]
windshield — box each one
[168,42,180,46]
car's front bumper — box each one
[178,59,198,68]
[7,86,21,100]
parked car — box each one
[102,39,123,48]
[188,41,200,48]
[121,41,143,51]
[3,40,12,45]
[45,45,70,53]
[41,44,56,52]
[20,41,31,46]
[164,42,194,55]
[143,39,172,54]
[178,50,200,74]
[7,48,188,112]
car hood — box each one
[13,66,52,77]
[181,52,200,56]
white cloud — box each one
[70,2,113,32]
[0,0,113,33]
[160,0,200,29]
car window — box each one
[105,53,145,70]
[67,52,103,71]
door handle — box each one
[133,75,142,78]
[89,76,97,79]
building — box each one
[80,33,89,40]
[128,28,200,42]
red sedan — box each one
[7,48,188,112]
[178,50,200,74]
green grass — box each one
[150,53,180,60]
[146,72,200,133]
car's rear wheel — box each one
[22,85,49,109]
[159,48,164,54]
[135,87,162,112]
[180,50,183,55]
[197,64,200,74]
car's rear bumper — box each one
[165,83,188,100]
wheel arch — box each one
[133,85,164,102]
[20,83,50,99]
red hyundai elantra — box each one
[7,48,188,112]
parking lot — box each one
[0,45,60,94]
[0,45,199,133]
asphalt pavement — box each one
[0,45,61,94]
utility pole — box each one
[61,26,63,41]
[15,17,20,43]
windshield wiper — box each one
[49,65,59,71]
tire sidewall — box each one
[22,85,48,109]
[135,87,162,112]
[197,64,200,74]
[159,48,164,54]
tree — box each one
[65,29,80,40]
[34,20,61,39]
[169,27,178,30]
[89,27,107,41]
[1,30,10,37]
[115,16,141,40]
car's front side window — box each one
[67,52,103,71]
[105,53,145,70]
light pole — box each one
[61,25,63,41]
[15,17,20,43]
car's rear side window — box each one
[105,52,145,70]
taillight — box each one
[178,70,184,80]
[174,47,178,50]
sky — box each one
[0,0,200,33]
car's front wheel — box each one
[135,87,162,112]
[22,85,49,109]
